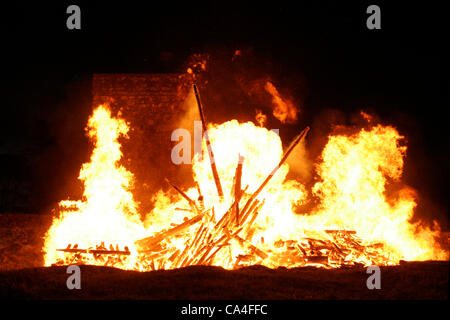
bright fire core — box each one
[43,104,448,271]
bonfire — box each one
[43,84,449,271]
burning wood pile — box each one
[44,84,449,271]
[133,195,390,269]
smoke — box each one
[174,87,199,136]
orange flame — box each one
[255,109,267,127]
[44,104,448,271]
[264,81,298,123]
[43,105,146,269]
[309,125,447,262]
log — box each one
[175,207,192,212]
[56,248,131,255]
[233,155,244,225]
[158,259,166,270]
[196,182,205,211]
[304,238,327,244]
[331,242,346,258]
[325,230,357,235]
[168,249,180,262]
[217,186,250,232]
[367,243,384,248]
[190,224,208,254]
[190,223,206,250]
[165,178,199,213]
[204,244,227,265]
[144,249,170,260]
[135,212,205,250]
[196,234,228,265]
[242,200,265,239]
[214,200,236,231]
[306,255,329,264]
[185,227,209,266]
[193,84,224,198]
[173,238,193,268]
[297,244,307,256]
[233,235,268,260]
[179,255,191,268]
[239,199,260,226]
[211,206,216,222]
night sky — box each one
[2,1,448,228]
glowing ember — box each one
[44,102,448,271]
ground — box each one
[0,214,448,299]
[0,262,448,299]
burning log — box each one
[297,244,307,256]
[168,249,180,262]
[325,230,357,235]
[235,254,255,267]
[213,200,236,231]
[233,155,244,226]
[145,249,171,260]
[214,186,249,233]
[196,182,205,211]
[239,199,260,226]
[189,224,208,254]
[211,206,216,222]
[135,212,205,251]
[56,244,131,256]
[165,178,199,213]
[183,228,210,266]
[196,234,228,265]
[193,84,224,198]
[331,242,346,257]
[234,235,268,260]
[203,244,228,265]
[243,201,265,240]
[158,259,166,270]
[172,237,194,268]
[305,255,329,265]
[88,249,130,255]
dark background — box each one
[2,1,448,228]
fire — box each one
[264,81,298,124]
[44,103,448,271]
[43,105,146,269]
[309,125,447,262]
[255,109,267,127]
